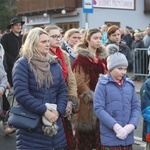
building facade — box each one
[16,0,150,31]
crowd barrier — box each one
[133,48,149,77]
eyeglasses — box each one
[50,35,62,40]
[72,36,81,40]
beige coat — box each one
[72,44,107,131]
[49,49,79,113]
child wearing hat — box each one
[93,44,141,150]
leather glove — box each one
[123,124,135,134]
[113,123,128,140]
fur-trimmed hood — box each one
[74,43,107,60]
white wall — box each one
[24,1,150,31]
[79,1,150,30]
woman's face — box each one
[48,29,62,48]
[67,32,81,48]
[87,32,102,49]
[109,29,121,44]
[37,34,50,56]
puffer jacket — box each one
[140,77,150,141]
[12,57,67,150]
[94,73,141,146]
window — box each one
[57,22,79,32]
[105,22,120,27]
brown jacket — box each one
[72,44,107,131]
[49,49,79,113]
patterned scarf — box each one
[25,52,53,88]
[63,41,76,58]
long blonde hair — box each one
[20,27,49,61]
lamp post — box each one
[83,0,93,29]
[85,13,88,29]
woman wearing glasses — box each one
[61,28,81,65]
[44,25,79,150]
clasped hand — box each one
[113,123,135,140]
[44,110,59,123]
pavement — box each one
[134,80,144,94]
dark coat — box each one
[122,34,133,48]
[1,31,22,86]
[12,57,68,149]
[140,77,150,141]
[130,39,145,50]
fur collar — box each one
[74,43,107,60]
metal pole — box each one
[85,13,88,29]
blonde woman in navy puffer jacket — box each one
[12,28,68,150]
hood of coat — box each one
[74,43,107,60]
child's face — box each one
[110,66,127,80]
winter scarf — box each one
[63,41,76,59]
[25,52,53,88]
[50,47,68,82]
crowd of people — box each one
[1,16,150,150]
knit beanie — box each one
[106,44,128,70]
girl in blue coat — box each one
[94,44,141,150]
[12,28,68,150]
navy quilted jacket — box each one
[12,57,67,150]
[94,73,141,146]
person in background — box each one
[72,28,107,150]
[1,17,24,87]
[61,28,81,65]
[79,28,87,39]
[140,76,150,150]
[44,25,79,150]
[94,44,141,150]
[122,26,133,48]
[1,17,24,119]
[101,24,108,45]
[105,25,133,72]
[12,27,68,149]
[0,43,12,135]
[0,43,7,113]
[143,25,150,48]
[130,32,145,81]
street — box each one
[0,117,146,150]
[0,80,146,150]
